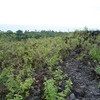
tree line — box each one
[0,30,69,41]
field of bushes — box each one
[0,29,100,100]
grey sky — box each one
[0,0,100,31]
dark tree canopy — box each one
[16,30,23,34]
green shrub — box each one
[43,78,57,100]
[89,46,100,62]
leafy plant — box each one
[95,65,100,74]
[89,46,100,62]
[53,67,63,81]
[43,78,57,100]
[98,83,100,88]
[64,79,72,96]
[0,65,34,100]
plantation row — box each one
[0,29,100,100]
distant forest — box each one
[0,29,70,41]
[0,28,100,41]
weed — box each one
[43,78,57,100]
[95,65,100,74]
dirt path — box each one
[63,56,100,100]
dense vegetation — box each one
[0,29,100,100]
[0,30,69,41]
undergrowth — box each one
[0,29,100,100]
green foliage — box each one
[66,63,69,68]
[0,68,9,84]
[0,30,68,41]
[43,78,72,100]
[95,65,100,74]
[64,80,72,96]
[98,83,100,88]
[0,50,3,56]
[53,66,63,81]
[43,78,57,100]
[0,35,68,99]
[89,46,100,62]
[16,30,23,34]
[0,68,34,100]
[0,29,100,99]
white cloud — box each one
[0,0,100,29]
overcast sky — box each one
[0,0,100,31]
